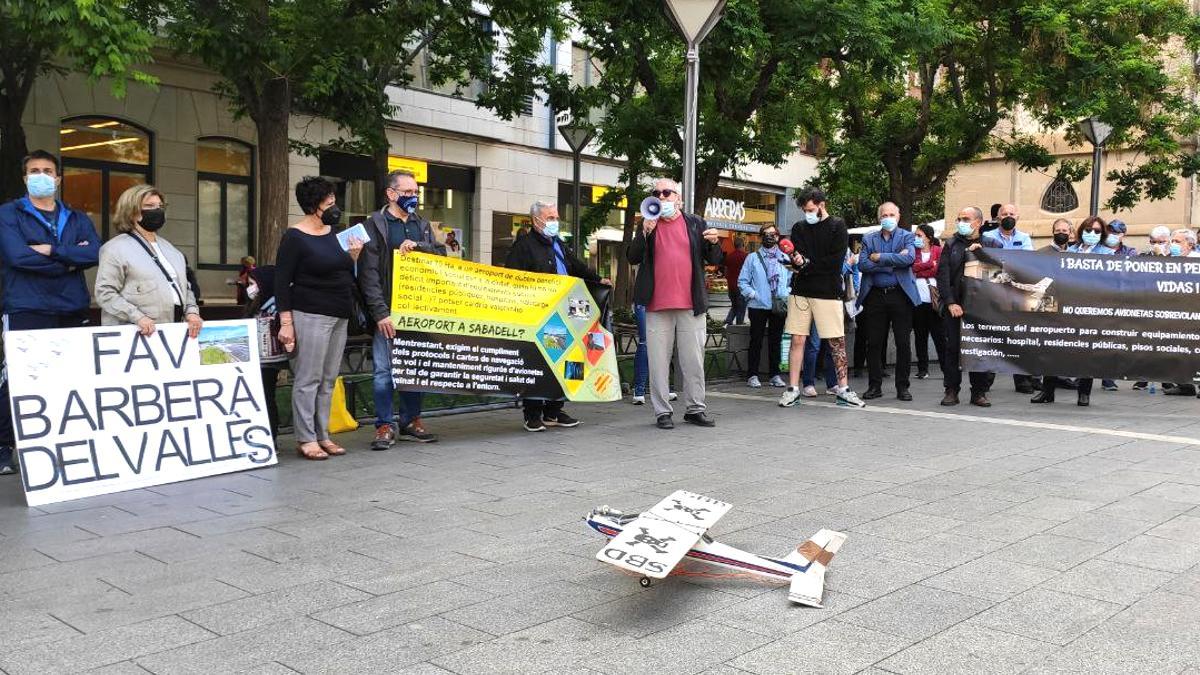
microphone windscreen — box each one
[778,238,794,254]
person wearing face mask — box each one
[1043,218,1074,253]
[275,176,364,460]
[358,170,446,450]
[855,202,920,401]
[1170,229,1200,257]
[95,184,202,339]
[1105,220,1137,256]
[0,149,102,475]
[738,224,791,389]
[910,224,946,381]
[1068,217,1114,254]
[628,177,724,429]
[984,204,1039,394]
[937,206,1000,407]
[507,200,607,431]
[1141,226,1173,257]
[778,187,866,409]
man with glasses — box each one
[628,178,723,429]
[358,169,446,449]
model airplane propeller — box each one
[585,490,846,608]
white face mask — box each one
[804,211,820,225]
[247,282,259,300]
[659,200,677,219]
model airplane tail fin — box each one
[786,529,847,608]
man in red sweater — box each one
[722,238,748,326]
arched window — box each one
[1041,178,1079,214]
[60,116,153,238]
[197,138,255,267]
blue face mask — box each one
[1170,243,1184,257]
[956,221,973,237]
[26,173,56,199]
[542,220,560,238]
[659,200,677,220]
[880,217,898,232]
[1105,234,1121,248]
[397,195,419,214]
[804,211,820,225]
[1081,231,1101,246]
[914,238,925,249]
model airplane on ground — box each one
[585,490,846,607]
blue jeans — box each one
[802,322,837,389]
[373,329,423,428]
[633,304,649,396]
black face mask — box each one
[1052,232,1070,247]
[140,208,166,231]
[1000,216,1017,231]
[320,204,342,226]
[763,236,778,248]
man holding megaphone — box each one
[628,178,723,430]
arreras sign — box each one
[5,320,275,506]
[705,197,746,222]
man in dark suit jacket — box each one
[506,201,606,432]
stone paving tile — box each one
[431,616,624,674]
[707,588,868,638]
[965,587,1123,645]
[584,618,770,675]
[53,577,248,633]
[283,616,492,674]
[727,619,912,675]
[312,580,494,636]
[835,584,994,641]
[1099,534,1200,572]
[851,510,965,542]
[1039,558,1175,606]
[573,579,744,639]
[877,623,1057,674]
[181,579,371,634]
[443,579,618,636]
[922,556,1057,602]
[990,533,1114,572]
[136,616,353,674]
[947,512,1058,543]
[0,615,215,674]
[1045,512,1153,544]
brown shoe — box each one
[399,418,437,443]
[970,393,992,407]
[940,389,959,406]
[371,425,396,451]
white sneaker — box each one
[836,388,867,408]
[779,387,802,407]
[747,376,762,388]
[669,392,678,401]
[802,385,818,398]
[769,375,787,388]
[825,388,838,396]
[631,395,645,405]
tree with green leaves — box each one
[161,0,354,262]
[816,0,1200,226]
[0,0,158,200]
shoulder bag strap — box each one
[125,233,186,303]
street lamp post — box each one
[663,0,726,215]
[1077,117,1114,217]
[558,115,597,259]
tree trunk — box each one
[0,59,36,202]
[613,170,641,311]
[893,187,917,231]
[253,77,291,264]
[372,127,390,212]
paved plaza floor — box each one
[0,374,1199,673]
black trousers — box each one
[1042,376,1092,397]
[941,314,994,395]
[853,314,870,371]
[912,302,946,374]
[747,307,785,379]
[261,365,284,439]
[0,311,90,450]
[523,398,564,420]
[862,288,913,390]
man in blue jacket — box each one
[0,150,101,474]
[856,202,920,401]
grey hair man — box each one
[628,177,723,429]
[936,205,998,407]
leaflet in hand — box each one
[336,223,370,251]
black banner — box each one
[391,332,565,398]
[960,249,1200,381]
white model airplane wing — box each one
[644,490,732,534]
[596,514,700,579]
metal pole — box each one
[1089,144,1103,217]
[572,151,583,258]
[682,44,700,215]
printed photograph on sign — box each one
[564,360,584,381]
[198,324,252,364]
[567,297,592,320]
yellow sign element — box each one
[392,253,573,326]
[328,376,359,433]
[591,185,629,209]
[387,156,429,183]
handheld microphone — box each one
[778,238,794,255]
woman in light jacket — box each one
[95,184,202,338]
[737,223,792,389]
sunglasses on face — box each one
[651,189,676,198]
[1089,228,1103,234]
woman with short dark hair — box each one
[910,223,945,380]
[276,176,363,460]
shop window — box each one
[1041,179,1079,214]
[197,138,255,267]
[60,117,152,238]
[405,17,492,100]
[491,212,533,266]
[318,150,377,225]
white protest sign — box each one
[5,319,276,506]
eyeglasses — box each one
[651,189,676,198]
[390,187,418,197]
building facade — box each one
[18,42,817,304]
